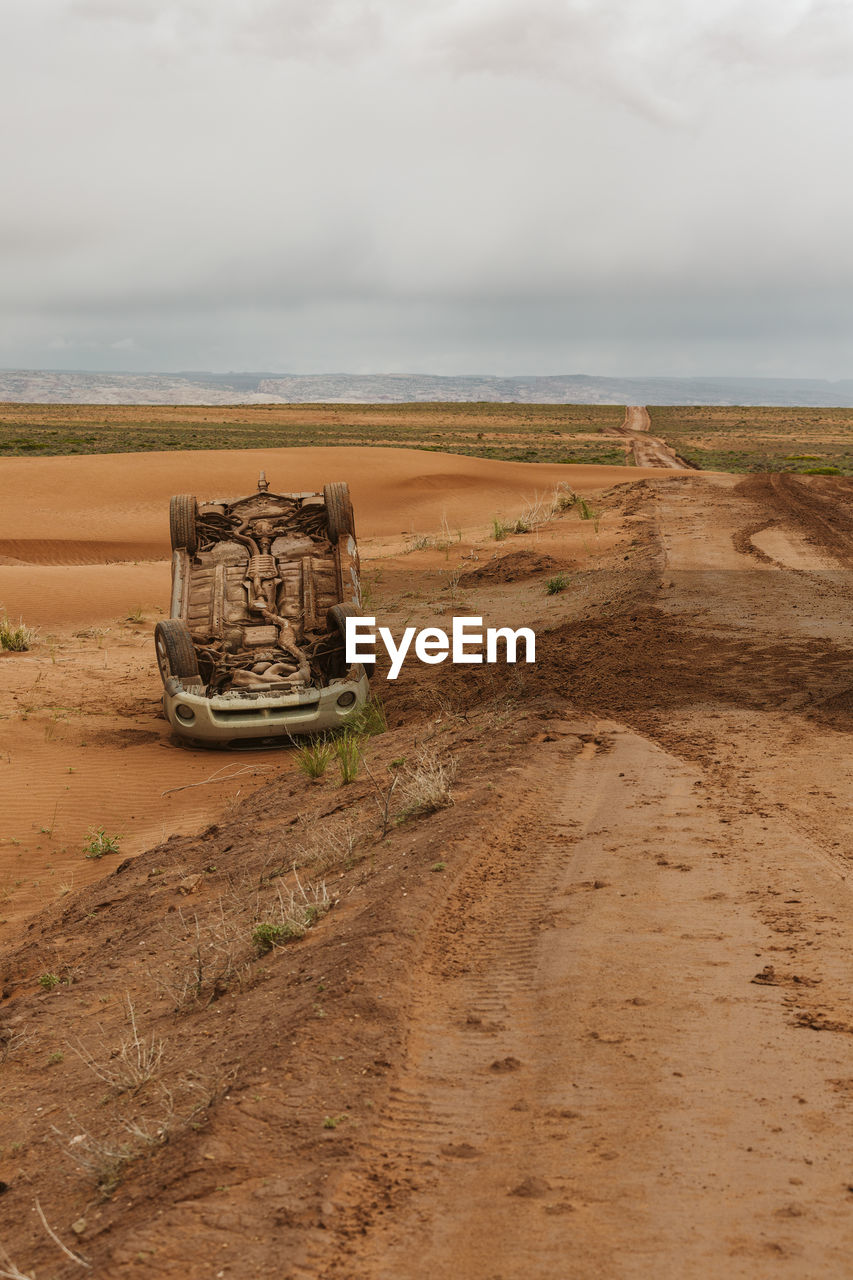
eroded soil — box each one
[2,459,853,1278]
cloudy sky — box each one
[2,0,852,377]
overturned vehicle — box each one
[154,473,369,747]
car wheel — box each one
[327,603,374,676]
[170,494,198,553]
[155,619,199,682]
[324,482,355,542]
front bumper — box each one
[162,669,370,747]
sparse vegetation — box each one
[54,1071,221,1194]
[296,737,334,780]
[403,534,433,553]
[289,818,359,876]
[71,997,164,1094]
[252,877,331,951]
[646,405,853,475]
[83,827,121,859]
[0,1248,34,1280]
[0,1025,30,1063]
[397,749,457,819]
[349,694,387,737]
[491,488,580,543]
[251,920,300,951]
[545,573,570,595]
[153,903,250,1013]
[38,973,60,991]
[334,729,362,784]
[552,482,577,510]
[358,751,401,839]
[0,401,626,463]
[0,614,36,652]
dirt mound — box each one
[458,550,567,585]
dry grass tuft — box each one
[397,749,457,819]
[290,819,359,876]
[71,996,164,1094]
[295,737,334,779]
[0,1248,34,1280]
[252,875,332,951]
[0,613,36,652]
[153,901,251,1013]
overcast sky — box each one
[2,0,853,378]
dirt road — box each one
[618,404,690,469]
[295,471,853,1279]
[4,465,853,1278]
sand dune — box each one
[0,446,654,549]
[0,446,651,625]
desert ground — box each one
[2,415,853,1278]
[4,399,853,474]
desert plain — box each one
[2,406,853,1277]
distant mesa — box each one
[1,369,852,407]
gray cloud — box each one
[2,0,853,377]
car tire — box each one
[155,619,199,682]
[327,604,374,675]
[324,482,355,542]
[170,494,198,554]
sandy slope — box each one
[0,445,650,546]
[0,447,656,625]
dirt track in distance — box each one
[617,404,692,469]
[3,459,853,1277]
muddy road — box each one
[3,466,853,1278]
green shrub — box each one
[251,921,303,952]
[296,738,334,779]
[84,827,121,859]
[334,730,362,784]
[349,695,387,736]
[545,573,569,595]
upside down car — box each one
[154,472,370,747]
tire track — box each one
[295,706,853,1279]
[292,730,599,1278]
[615,406,693,470]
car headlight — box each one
[175,703,196,722]
[336,691,357,708]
